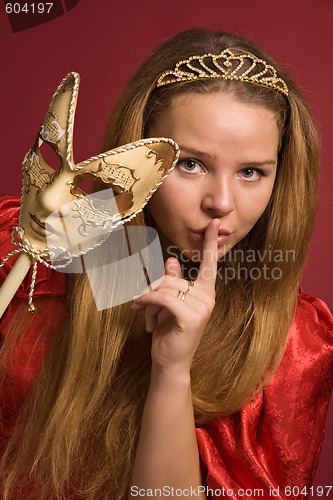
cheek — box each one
[238,184,274,226]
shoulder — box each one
[277,291,333,377]
[265,292,333,414]
[292,292,333,347]
[0,195,20,233]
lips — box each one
[189,227,231,247]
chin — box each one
[179,248,204,264]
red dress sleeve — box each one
[0,195,67,436]
[196,294,333,499]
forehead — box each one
[169,90,277,118]
[155,92,279,155]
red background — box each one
[0,0,332,492]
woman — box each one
[0,28,332,499]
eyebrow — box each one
[179,146,216,160]
[179,145,277,167]
[239,160,277,168]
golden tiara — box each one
[156,48,289,97]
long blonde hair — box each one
[0,28,319,499]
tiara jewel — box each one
[156,48,288,97]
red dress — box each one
[0,196,67,437]
[0,196,332,499]
[195,292,333,498]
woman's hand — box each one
[131,218,220,374]
[130,220,219,498]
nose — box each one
[201,175,235,217]
[37,172,73,215]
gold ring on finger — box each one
[176,290,188,301]
[186,280,195,292]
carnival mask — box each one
[19,72,179,260]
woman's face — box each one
[148,92,279,261]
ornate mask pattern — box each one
[20,72,179,257]
[1,72,179,312]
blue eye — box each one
[183,159,197,171]
[177,158,204,174]
[240,168,263,181]
[243,168,255,178]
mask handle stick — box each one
[0,253,32,319]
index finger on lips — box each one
[197,219,220,288]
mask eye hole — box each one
[38,141,61,172]
[73,174,107,196]
[75,179,96,195]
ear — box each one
[74,138,180,224]
[38,72,80,170]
